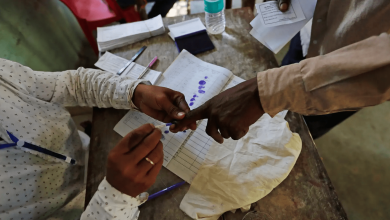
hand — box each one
[106,124,163,197]
[265,0,290,12]
[170,78,265,143]
[132,84,195,129]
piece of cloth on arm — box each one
[81,178,148,220]
[0,58,147,219]
[180,111,302,220]
[257,33,390,117]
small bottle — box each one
[204,0,225,34]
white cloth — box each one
[180,111,302,220]
[0,58,148,219]
[300,18,313,57]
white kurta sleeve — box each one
[81,178,148,220]
[0,58,149,109]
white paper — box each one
[257,0,305,28]
[166,76,245,183]
[96,15,165,51]
[168,18,206,38]
[94,52,162,85]
[180,111,302,220]
[250,0,317,54]
[114,50,233,166]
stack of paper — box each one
[97,15,165,51]
[249,0,317,53]
[94,52,162,85]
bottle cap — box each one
[204,0,224,13]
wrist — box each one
[132,84,148,109]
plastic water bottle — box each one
[204,0,225,34]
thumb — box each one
[277,0,290,12]
[171,104,209,132]
[161,92,190,121]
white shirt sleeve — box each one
[0,58,150,109]
[81,178,148,220]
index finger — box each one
[114,123,155,154]
[170,104,209,132]
[131,128,162,163]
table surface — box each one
[85,8,348,220]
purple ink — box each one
[198,90,205,94]
[193,95,198,98]
[164,130,169,134]
[183,130,186,133]
[198,85,205,89]
[190,102,194,106]
[190,98,196,101]
[199,80,206,85]
[166,123,172,126]
[205,76,208,79]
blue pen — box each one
[147,181,186,201]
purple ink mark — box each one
[198,85,205,89]
[166,123,172,126]
[190,102,194,106]
[190,98,196,101]
[198,90,205,94]
[183,130,186,133]
[164,130,169,134]
[199,80,206,85]
[205,76,208,79]
[193,95,198,98]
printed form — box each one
[257,0,305,27]
[114,50,233,168]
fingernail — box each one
[280,3,288,11]
[177,112,185,117]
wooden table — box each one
[85,8,348,220]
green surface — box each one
[0,0,96,71]
[316,102,390,220]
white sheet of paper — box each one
[250,0,317,53]
[257,0,305,28]
[166,75,245,183]
[168,18,206,38]
[94,52,162,84]
[144,15,165,33]
[114,50,233,166]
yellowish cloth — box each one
[180,111,302,220]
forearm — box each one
[48,67,150,109]
[258,33,390,116]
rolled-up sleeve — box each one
[258,33,390,116]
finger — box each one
[174,92,191,114]
[171,104,208,132]
[115,124,155,154]
[277,0,290,12]
[147,156,164,178]
[160,92,188,121]
[131,128,162,163]
[137,141,164,174]
[206,118,224,144]
[219,125,231,139]
[229,126,249,140]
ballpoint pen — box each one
[138,56,158,79]
[117,46,147,75]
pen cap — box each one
[204,0,224,13]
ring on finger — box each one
[145,157,155,166]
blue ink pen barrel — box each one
[204,0,225,34]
